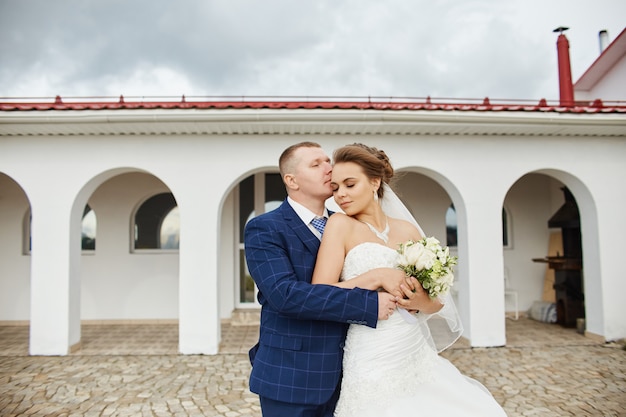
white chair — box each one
[504,268,519,320]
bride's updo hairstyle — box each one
[332,143,394,200]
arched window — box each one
[133,193,179,251]
[82,205,96,250]
[445,204,511,247]
[446,204,458,247]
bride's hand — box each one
[396,277,443,314]
[376,268,406,299]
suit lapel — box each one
[279,201,321,255]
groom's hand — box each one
[377,292,397,320]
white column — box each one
[460,194,507,347]
[585,186,626,341]
[29,193,81,355]
[178,192,221,354]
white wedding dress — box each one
[334,242,507,417]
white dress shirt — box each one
[287,197,329,240]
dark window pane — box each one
[502,208,508,247]
[134,193,178,249]
[446,204,457,247]
[82,205,96,250]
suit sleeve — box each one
[244,216,379,328]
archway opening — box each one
[78,171,179,353]
[0,173,32,353]
[503,173,588,335]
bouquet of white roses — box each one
[397,237,457,299]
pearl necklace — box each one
[361,218,389,244]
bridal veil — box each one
[327,183,464,352]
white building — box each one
[1,30,625,355]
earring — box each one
[374,190,379,202]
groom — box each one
[244,141,402,417]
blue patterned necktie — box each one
[311,216,327,236]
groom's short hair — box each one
[279,141,322,178]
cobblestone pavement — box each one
[0,318,624,416]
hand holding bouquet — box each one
[397,237,457,299]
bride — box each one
[312,143,507,416]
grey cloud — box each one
[1,0,624,99]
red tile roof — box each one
[1,96,625,113]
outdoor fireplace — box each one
[533,187,585,327]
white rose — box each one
[406,243,437,270]
[424,237,440,250]
[441,272,454,285]
[403,243,423,265]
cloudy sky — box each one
[1,0,624,102]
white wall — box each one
[1,109,624,353]
[576,53,626,102]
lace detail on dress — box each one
[341,242,398,281]
[335,314,438,416]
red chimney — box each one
[554,27,574,107]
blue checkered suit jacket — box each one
[244,199,379,405]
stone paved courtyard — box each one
[0,318,624,416]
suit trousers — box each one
[259,383,340,417]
